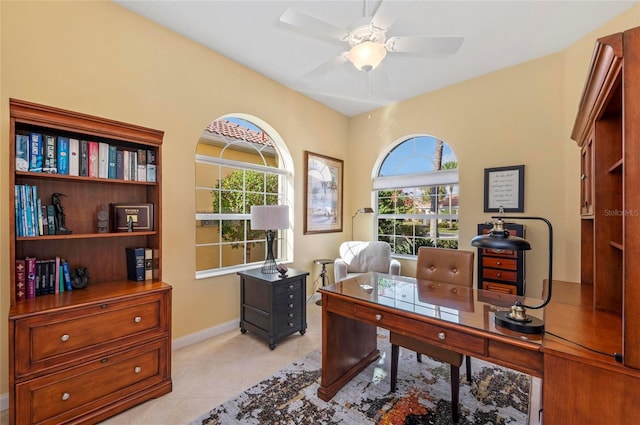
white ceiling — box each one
[115,0,637,117]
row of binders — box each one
[14,184,60,237]
[15,257,73,302]
[15,132,156,182]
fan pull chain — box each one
[367,71,372,119]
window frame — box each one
[195,116,293,279]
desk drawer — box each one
[352,303,486,357]
[483,268,517,283]
[15,293,167,377]
[15,340,167,425]
[482,257,517,270]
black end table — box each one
[238,268,309,349]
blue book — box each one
[29,133,43,172]
[61,260,73,291]
[15,134,29,171]
[14,185,22,237]
[57,136,69,175]
[108,145,117,179]
[126,247,146,281]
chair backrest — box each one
[339,241,392,273]
[415,247,474,287]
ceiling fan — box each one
[279,0,464,81]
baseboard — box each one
[171,318,239,351]
[1,393,8,412]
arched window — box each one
[195,115,293,278]
[373,135,459,257]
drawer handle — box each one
[61,393,70,401]
[134,316,142,323]
[496,261,502,265]
[496,273,502,277]
[438,332,446,340]
[289,294,294,299]
[100,358,109,363]
[288,322,294,327]
[134,366,142,374]
[288,313,294,318]
[61,334,70,342]
[288,303,294,308]
[289,284,294,289]
[581,174,587,180]
[101,304,108,309]
[375,314,382,321]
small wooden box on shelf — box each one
[8,99,172,425]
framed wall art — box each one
[484,164,525,212]
[304,151,343,234]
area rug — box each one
[189,332,531,425]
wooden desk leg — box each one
[317,294,379,401]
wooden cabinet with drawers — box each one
[238,268,308,349]
[8,99,171,424]
[477,223,525,295]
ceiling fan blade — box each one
[279,8,349,43]
[370,0,406,32]
[386,36,464,56]
[301,52,350,83]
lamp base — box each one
[494,310,544,334]
[260,258,279,274]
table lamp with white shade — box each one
[250,205,289,274]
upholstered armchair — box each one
[334,241,401,282]
[390,246,475,423]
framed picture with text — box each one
[484,165,525,212]
[304,151,343,234]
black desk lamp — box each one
[471,213,553,334]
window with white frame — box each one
[374,136,459,256]
[195,117,292,278]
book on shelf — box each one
[98,142,109,178]
[145,248,153,280]
[36,197,43,236]
[130,150,137,181]
[80,140,89,177]
[57,136,69,175]
[116,149,124,180]
[123,150,130,181]
[15,259,26,302]
[69,138,80,176]
[25,257,36,299]
[137,149,147,182]
[41,204,49,235]
[29,133,43,172]
[126,247,146,281]
[43,134,57,173]
[32,257,46,297]
[54,257,61,294]
[46,204,56,235]
[146,149,157,183]
[108,145,117,179]
[15,134,29,172]
[61,260,73,291]
[88,141,99,178]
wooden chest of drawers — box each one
[238,268,308,349]
[9,281,172,425]
[477,223,526,295]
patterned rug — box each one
[189,332,531,425]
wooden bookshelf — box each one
[7,99,172,425]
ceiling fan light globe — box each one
[348,41,387,71]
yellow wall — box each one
[1,0,639,398]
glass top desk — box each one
[317,272,544,401]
